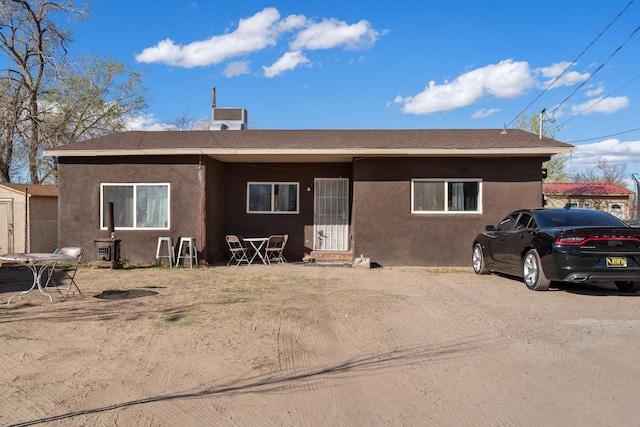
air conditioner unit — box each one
[212,108,248,130]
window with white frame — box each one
[412,179,482,213]
[247,182,299,213]
[101,183,170,229]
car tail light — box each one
[555,235,640,246]
[555,236,588,245]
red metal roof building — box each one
[543,182,635,220]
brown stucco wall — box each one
[352,157,547,266]
[204,157,225,262]
[223,162,352,262]
[58,156,203,265]
[57,154,548,267]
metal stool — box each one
[176,237,198,268]
[156,237,175,267]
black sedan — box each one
[472,207,640,291]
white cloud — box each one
[536,61,590,89]
[136,8,294,67]
[570,96,629,115]
[290,18,380,51]
[471,108,499,119]
[135,7,382,74]
[223,61,250,77]
[392,58,622,117]
[570,138,640,171]
[585,84,605,97]
[125,115,166,131]
[277,14,308,32]
[263,51,310,77]
[394,59,535,115]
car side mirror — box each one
[485,225,495,232]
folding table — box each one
[243,237,269,265]
[1,253,76,304]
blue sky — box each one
[71,0,640,184]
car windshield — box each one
[535,209,626,228]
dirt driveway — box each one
[1,264,640,426]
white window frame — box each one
[100,183,170,230]
[411,178,482,214]
[247,182,300,214]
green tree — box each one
[512,113,568,182]
[39,56,147,182]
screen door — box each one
[313,178,349,251]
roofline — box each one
[0,183,58,197]
[545,192,633,196]
[0,184,27,196]
[43,146,574,161]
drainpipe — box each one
[25,188,29,252]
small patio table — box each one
[243,237,269,265]
[1,253,76,304]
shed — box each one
[0,183,59,253]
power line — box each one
[552,24,640,115]
[556,72,640,127]
[567,127,640,143]
[506,0,636,127]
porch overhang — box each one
[43,146,574,163]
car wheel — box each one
[472,243,489,275]
[523,249,550,291]
[614,281,640,292]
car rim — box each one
[473,246,481,271]
[524,254,537,285]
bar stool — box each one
[176,237,198,268]
[156,237,175,267]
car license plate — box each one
[606,257,627,268]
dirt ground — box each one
[1,263,640,426]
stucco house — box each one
[543,182,635,220]
[43,128,572,267]
[0,183,58,253]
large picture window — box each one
[101,183,170,229]
[412,179,481,213]
[247,182,299,213]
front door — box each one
[0,200,14,253]
[313,178,349,251]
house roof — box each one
[0,183,58,197]
[543,182,634,196]
[43,129,573,163]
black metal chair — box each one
[44,247,83,298]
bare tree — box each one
[162,111,210,131]
[0,0,88,183]
[572,160,628,187]
[0,1,148,184]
